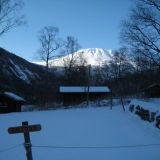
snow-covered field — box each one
[0,102,160,160]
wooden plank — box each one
[8,124,41,134]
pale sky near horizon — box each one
[0,0,131,61]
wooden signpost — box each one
[8,121,42,160]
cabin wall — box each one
[0,95,22,113]
[144,86,160,98]
[62,92,111,106]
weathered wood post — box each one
[87,64,91,106]
[8,121,42,160]
[22,121,33,160]
[110,92,113,110]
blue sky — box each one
[0,0,131,61]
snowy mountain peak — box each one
[34,48,112,67]
[78,48,111,55]
[71,48,112,66]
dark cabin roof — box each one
[60,86,111,93]
[0,92,25,102]
[144,83,160,90]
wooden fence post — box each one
[8,121,42,160]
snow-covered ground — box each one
[130,98,160,113]
[0,102,160,160]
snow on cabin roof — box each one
[4,92,25,102]
[60,86,110,93]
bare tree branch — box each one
[0,0,25,37]
[37,26,62,69]
[121,0,160,66]
[62,36,81,69]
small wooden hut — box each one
[143,84,160,98]
[60,86,111,106]
[0,91,25,113]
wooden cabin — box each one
[60,86,111,106]
[143,84,160,98]
[0,91,25,113]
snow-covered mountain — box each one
[0,48,46,84]
[34,48,112,67]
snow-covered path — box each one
[0,105,160,160]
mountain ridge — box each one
[34,48,112,67]
[0,47,57,103]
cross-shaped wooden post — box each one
[8,121,42,160]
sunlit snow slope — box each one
[34,48,112,67]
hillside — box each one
[0,101,160,160]
[0,48,57,103]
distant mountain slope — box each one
[34,48,112,67]
[0,49,39,84]
[0,48,57,103]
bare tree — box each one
[62,36,81,69]
[109,48,133,79]
[38,26,61,70]
[60,36,89,85]
[121,0,160,67]
[94,65,106,85]
[0,0,25,37]
[62,36,80,83]
[133,52,156,72]
[109,48,133,111]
